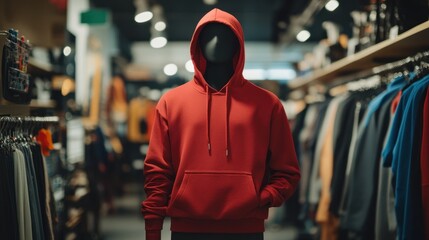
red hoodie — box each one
[141,8,300,240]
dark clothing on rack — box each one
[337,93,372,220]
[171,232,264,240]
[20,145,45,240]
[341,94,392,238]
[295,100,331,238]
[31,144,54,240]
[341,75,406,237]
[0,148,20,240]
[375,157,397,240]
[0,117,60,240]
[289,107,308,224]
[299,100,330,229]
[0,137,56,240]
[330,94,361,216]
[292,106,308,162]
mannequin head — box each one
[198,22,239,63]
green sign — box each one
[80,9,108,25]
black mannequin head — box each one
[198,22,239,63]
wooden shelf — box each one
[0,100,30,116]
[28,58,55,76]
[30,99,56,109]
[288,21,429,91]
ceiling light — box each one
[243,69,266,80]
[185,60,194,72]
[325,0,339,12]
[63,46,71,56]
[154,21,166,31]
[150,36,167,48]
[164,64,178,76]
[296,30,311,42]
[266,69,297,80]
[203,0,217,5]
[135,11,153,23]
[134,0,152,23]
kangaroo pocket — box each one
[167,170,260,220]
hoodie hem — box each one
[170,218,265,233]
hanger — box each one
[415,52,429,81]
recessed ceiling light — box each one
[164,64,178,76]
[296,30,311,42]
[63,46,71,56]
[135,11,153,23]
[243,69,266,80]
[203,0,217,5]
[185,60,194,73]
[150,37,167,48]
[154,21,166,31]
[325,0,339,12]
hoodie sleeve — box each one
[141,99,174,240]
[260,100,301,207]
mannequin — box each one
[142,9,300,240]
[170,22,263,240]
[198,22,239,91]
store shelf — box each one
[288,20,429,91]
[30,99,56,109]
[28,58,55,76]
[0,100,30,116]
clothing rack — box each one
[327,50,429,90]
[0,116,59,123]
[0,116,59,129]
[0,116,59,139]
[0,115,61,240]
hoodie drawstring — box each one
[206,85,212,155]
[205,85,230,158]
[225,86,230,157]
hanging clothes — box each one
[315,95,346,240]
[374,89,404,240]
[14,147,34,240]
[382,74,429,240]
[0,119,57,240]
[341,75,407,238]
[330,93,365,217]
[0,147,20,240]
[291,52,429,240]
[421,88,429,240]
[295,100,331,237]
[297,104,320,206]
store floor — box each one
[100,184,298,240]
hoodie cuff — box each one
[259,189,273,207]
[146,230,161,240]
[145,218,164,231]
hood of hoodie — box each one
[190,8,246,92]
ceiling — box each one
[91,0,362,44]
[88,0,363,79]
